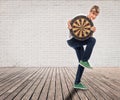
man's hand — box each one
[67,20,72,29]
[91,26,96,32]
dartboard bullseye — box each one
[70,15,94,41]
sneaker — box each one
[79,60,92,69]
[74,83,87,90]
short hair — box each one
[90,5,100,14]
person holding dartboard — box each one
[67,5,100,89]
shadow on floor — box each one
[65,88,79,100]
[65,88,86,100]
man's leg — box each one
[67,38,85,84]
[82,37,96,61]
[67,38,88,89]
[74,46,85,84]
[79,37,96,68]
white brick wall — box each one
[0,0,120,67]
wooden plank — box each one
[38,68,53,100]
[30,68,50,100]
[47,68,56,100]
[0,67,25,78]
[61,67,80,100]
[0,68,27,87]
[19,68,46,100]
[0,68,25,83]
[0,67,14,78]
[14,68,44,100]
[0,68,28,96]
[0,67,119,100]
[1,68,39,100]
[84,75,112,100]
[92,68,120,80]
[69,67,106,100]
[90,68,120,87]
[54,68,63,100]
[65,67,97,100]
[58,67,70,100]
[67,67,100,100]
[72,67,113,100]
[85,71,120,99]
[72,69,104,100]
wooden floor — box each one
[0,67,120,100]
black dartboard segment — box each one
[70,15,94,41]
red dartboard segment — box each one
[70,15,94,41]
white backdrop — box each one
[0,0,120,67]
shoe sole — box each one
[79,63,93,69]
[73,86,87,90]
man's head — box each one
[88,5,100,20]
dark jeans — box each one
[67,37,96,84]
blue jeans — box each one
[67,37,96,84]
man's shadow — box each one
[65,88,81,100]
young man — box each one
[67,5,100,89]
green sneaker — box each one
[74,83,87,90]
[79,60,92,69]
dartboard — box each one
[70,15,94,41]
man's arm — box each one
[91,26,96,32]
[67,20,72,29]
[90,26,96,36]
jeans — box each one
[67,37,96,84]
